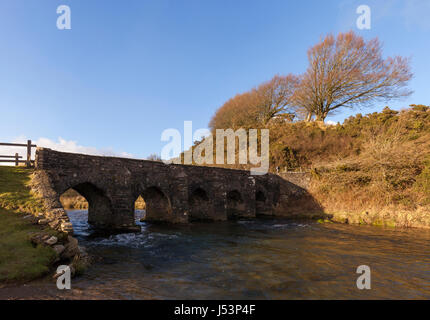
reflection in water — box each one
[8,210,430,299]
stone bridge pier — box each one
[31,148,313,233]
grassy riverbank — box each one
[0,208,57,283]
[0,167,57,284]
[0,166,44,214]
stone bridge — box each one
[31,148,317,233]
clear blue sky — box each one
[0,0,429,158]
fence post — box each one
[15,153,19,166]
[27,140,31,167]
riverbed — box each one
[2,209,430,299]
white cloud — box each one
[326,120,338,126]
[34,137,134,158]
[0,137,134,166]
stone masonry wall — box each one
[33,148,315,232]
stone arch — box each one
[255,190,270,216]
[138,186,172,222]
[133,195,146,222]
[188,187,210,221]
[226,190,246,220]
[60,182,114,229]
[60,188,88,210]
[256,190,266,202]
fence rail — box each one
[0,140,36,167]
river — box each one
[3,209,430,299]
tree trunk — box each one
[314,112,327,123]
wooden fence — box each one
[0,140,37,167]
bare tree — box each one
[252,74,300,126]
[293,31,413,122]
[146,153,162,162]
[209,74,299,130]
[209,91,259,130]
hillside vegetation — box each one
[60,189,89,210]
[193,105,430,227]
[198,31,429,227]
[302,105,430,225]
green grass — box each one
[0,166,44,214]
[0,208,57,283]
[0,166,57,284]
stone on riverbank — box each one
[61,236,80,260]
[53,244,65,255]
[38,219,49,225]
[45,236,58,246]
[60,222,73,234]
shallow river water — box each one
[3,210,430,299]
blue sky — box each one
[0,0,429,159]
